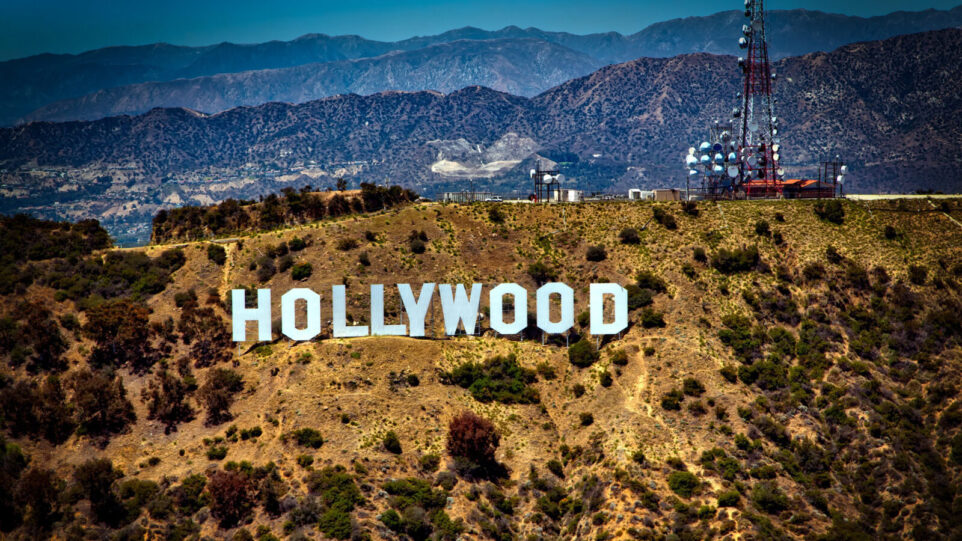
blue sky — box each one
[1,0,959,60]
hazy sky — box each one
[1,0,959,61]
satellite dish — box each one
[714,153,724,162]
[713,165,724,174]
[713,143,723,152]
[557,174,565,183]
[837,175,844,183]
[772,144,780,153]
[529,169,536,178]
[732,107,741,118]
[771,73,777,80]
[728,166,739,178]
[773,153,780,161]
[728,152,737,162]
[689,169,700,177]
[777,168,785,176]
[772,128,778,136]
[739,37,748,48]
[840,165,848,173]
[721,131,731,142]
[688,147,696,155]
[699,142,711,152]
[747,156,758,167]
[700,155,711,165]
[742,24,751,35]
[744,0,751,7]
[686,155,698,166]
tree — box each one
[335,178,348,191]
[84,299,155,372]
[447,411,499,467]
[178,305,232,368]
[74,458,124,525]
[15,468,62,532]
[198,368,244,425]
[68,369,136,444]
[143,369,195,432]
[207,470,255,528]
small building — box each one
[781,179,836,199]
[628,189,655,200]
[552,188,583,202]
[442,191,495,203]
[653,189,681,201]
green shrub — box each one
[384,431,402,454]
[586,245,607,262]
[712,246,760,274]
[599,371,613,387]
[336,238,358,251]
[291,428,324,449]
[288,237,307,251]
[420,454,441,472]
[619,228,640,245]
[207,244,227,265]
[661,389,684,410]
[751,481,788,513]
[610,349,628,366]
[488,206,505,224]
[207,446,228,460]
[580,413,594,426]
[546,459,565,478]
[814,200,844,224]
[653,207,677,229]
[717,489,741,507]
[755,220,770,236]
[291,262,313,280]
[527,261,557,285]
[908,264,927,285]
[682,377,705,396]
[641,308,666,328]
[442,354,539,404]
[668,471,699,498]
[297,455,314,468]
[569,339,600,368]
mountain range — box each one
[2,28,960,196]
[4,6,962,125]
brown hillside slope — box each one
[1,198,962,539]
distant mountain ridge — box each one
[2,28,960,197]
[20,39,604,123]
[3,5,962,125]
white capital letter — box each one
[537,282,574,334]
[439,284,482,335]
[281,288,321,341]
[371,284,406,336]
[590,283,628,335]
[399,283,435,337]
[332,285,369,338]
[232,289,272,342]
[490,283,528,335]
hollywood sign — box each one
[231,283,628,341]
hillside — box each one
[4,6,962,125]
[1,196,962,540]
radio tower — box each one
[737,0,780,195]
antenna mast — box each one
[737,0,781,194]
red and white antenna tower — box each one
[736,0,781,194]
